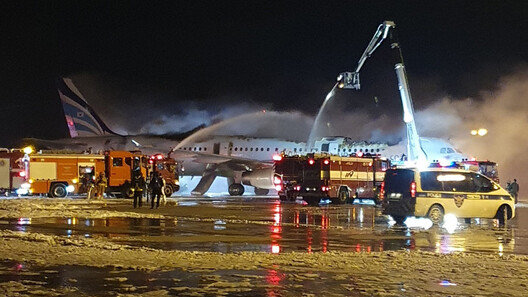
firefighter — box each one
[95,172,107,199]
[132,170,145,208]
[149,171,163,209]
[511,179,519,204]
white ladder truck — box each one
[337,21,427,166]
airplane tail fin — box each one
[57,77,119,138]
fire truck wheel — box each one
[228,183,244,196]
[163,185,174,197]
[254,188,269,196]
[332,189,349,204]
[121,186,134,199]
[50,184,67,198]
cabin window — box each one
[267,148,270,151]
[113,157,123,167]
[245,147,248,151]
[261,148,264,151]
[204,147,207,151]
[275,148,278,152]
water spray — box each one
[307,82,339,151]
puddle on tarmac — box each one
[0,202,527,255]
[0,260,369,296]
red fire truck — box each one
[274,153,389,206]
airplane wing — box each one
[169,149,273,172]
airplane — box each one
[29,78,306,196]
[310,137,467,165]
[27,77,467,196]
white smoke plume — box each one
[72,70,528,196]
[414,70,528,193]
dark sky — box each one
[2,1,528,145]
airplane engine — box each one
[241,168,276,189]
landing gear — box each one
[228,183,244,196]
[254,188,269,196]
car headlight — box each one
[66,185,75,193]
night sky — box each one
[2,1,528,145]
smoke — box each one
[72,69,528,196]
[413,70,528,193]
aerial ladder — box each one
[337,21,427,165]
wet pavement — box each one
[1,196,527,296]
[1,197,527,255]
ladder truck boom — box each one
[337,21,427,165]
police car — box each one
[382,168,515,225]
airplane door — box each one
[227,142,233,156]
[321,143,329,152]
[213,143,220,154]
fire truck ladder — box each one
[337,21,427,165]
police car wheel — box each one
[496,205,511,225]
[50,184,67,198]
[427,204,444,225]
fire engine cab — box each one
[148,154,180,197]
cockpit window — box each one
[440,148,447,154]
[447,148,455,154]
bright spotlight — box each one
[477,128,488,136]
[23,146,34,154]
[442,213,458,234]
[404,217,433,229]
[470,130,478,136]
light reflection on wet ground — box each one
[0,259,367,297]
[1,197,527,256]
